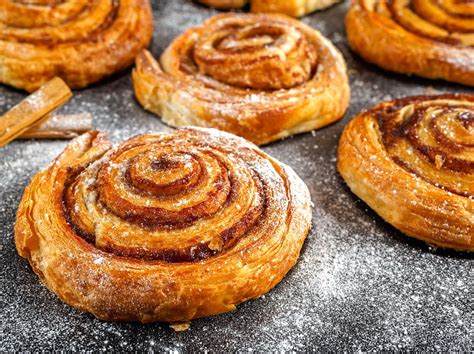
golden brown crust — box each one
[0,0,153,92]
[133,13,350,145]
[15,127,312,323]
[346,0,474,86]
[338,94,474,251]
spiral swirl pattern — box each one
[15,128,312,322]
[338,94,473,251]
[377,95,473,198]
[377,0,474,45]
[63,130,273,261]
[0,0,153,91]
[346,0,474,86]
[192,19,318,90]
[133,13,349,145]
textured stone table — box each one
[0,0,472,351]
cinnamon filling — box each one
[374,0,474,45]
[182,15,318,90]
[0,0,120,45]
[375,96,474,197]
[61,134,278,263]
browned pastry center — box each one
[133,13,350,145]
[338,94,473,251]
[0,0,153,92]
[15,127,312,322]
[346,0,474,86]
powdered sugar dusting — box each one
[0,0,472,351]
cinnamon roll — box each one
[133,13,350,145]
[346,0,474,86]
[198,0,341,16]
[0,0,153,92]
[15,127,312,323]
[338,94,474,251]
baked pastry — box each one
[0,0,153,92]
[198,0,341,16]
[338,94,473,251]
[198,0,248,9]
[251,0,341,17]
[346,0,474,86]
[133,13,350,145]
[15,127,312,323]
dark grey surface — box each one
[0,0,472,351]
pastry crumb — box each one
[170,322,191,332]
[423,86,442,95]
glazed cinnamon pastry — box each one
[133,13,350,145]
[346,0,474,86]
[15,127,312,323]
[198,0,341,16]
[338,94,474,251]
[0,0,153,92]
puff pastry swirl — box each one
[15,127,312,322]
[133,13,350,145]
[346,0,474,86]
[0,0,153,92]
[338,94,474,251]
[198,0,341,16]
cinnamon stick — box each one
[0,77,73,148]
[19,113,93,139]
